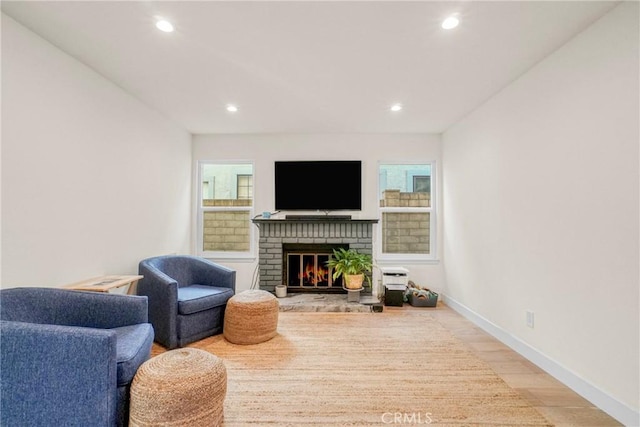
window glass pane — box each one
[200,162,253,256]
[203,210,251,252]
[379,164,431,207]
[379,163,433,257]
[202,164,253,206]
[381,212,430,254]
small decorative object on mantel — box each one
[405,280,438,307]
[325,248,373,291]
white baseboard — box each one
[443,294,640,427]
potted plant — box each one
[325,248,373,290]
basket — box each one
[407,291,438,307]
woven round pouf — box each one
[223,289,279,345]
[129,348,227,426]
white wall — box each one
[442,2,639,423]
[193,133,444,294]
[1,14,192,287]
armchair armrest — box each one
[138,261,179,349]
[1,321,118,426]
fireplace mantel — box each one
[254,217,378,293]
[252,217,378,224]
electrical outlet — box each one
[526,310,535,328]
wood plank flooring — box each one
[411,303,623,427]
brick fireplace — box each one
[253,217,377,293]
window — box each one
[378,163,435,260]
[237,174,253,200]
[413,176,430,194]
[197,162,254,258]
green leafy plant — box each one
[325,248,373,288]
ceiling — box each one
[1,1,619,134]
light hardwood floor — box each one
[404,303,623,427]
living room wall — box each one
[1,14,192,287]
[193,133,444,294]
[442,2,638,424]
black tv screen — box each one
[275,160,362,211]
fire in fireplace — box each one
[291,254,330,287]
[283,244,347,292]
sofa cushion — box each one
[113,323,154,386]
[177,285,234,315]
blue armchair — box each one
[0,287,154,427]
[137,255,235,349]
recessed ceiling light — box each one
[390,104,403,112]
[226,104,239,113]
[155,19,174,33]
[442,15,460,30]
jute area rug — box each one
[152,310,552,426]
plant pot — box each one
[344,273,364,290]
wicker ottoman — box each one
[223,289,279,345]
[129,348,227,426]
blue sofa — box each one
[0,287,154,427]
[137,255,236,349]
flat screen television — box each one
[275,160,362,211]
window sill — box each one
[199,253,257,263]
[375,258,440,266]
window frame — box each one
[376,160,437,263]
[196,160,255,260]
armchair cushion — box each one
[177,285,235,315]
[114,323,154,386]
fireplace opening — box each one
[283,243,348,293]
